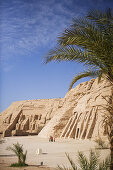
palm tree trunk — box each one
[18,155,21,164]
[110,87,113,170]
[110,119,113,169]
[110,135,113,169]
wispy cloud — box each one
[0,0,77,62]
[0,0,111,71]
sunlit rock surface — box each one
[0,78,112,140]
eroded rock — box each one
[0,78,112,140]
[0,99,62,137]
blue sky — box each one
[0,0,112,112]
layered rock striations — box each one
[0,78,112,140]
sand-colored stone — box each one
[0,99,62,137]
[0,78,112,140]
[38,78,112,140]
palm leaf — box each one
[45,8,113,84]
[7,142,27,165]
[7,143,23,157]
[78,151,89,170]
[45,46,107,71]
[99,156,110,170]
[89,150,99,170]
[21,150,27,164]
[65,153,77,170]
[69,70,102,90]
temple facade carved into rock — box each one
[0,78,112,141]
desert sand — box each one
[0,136,110,170]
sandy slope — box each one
[0,136,110,169]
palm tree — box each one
[45,8,113,169]
[57,150,110,170]
[7,142,27,166]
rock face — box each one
[0,99,63,137]
[0,78,112,140]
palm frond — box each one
[89,150,99,170]
[45,8,113,83]
[7,142,27,165]
[87,8,113,26]
[69,70,102,90]
[45,46,107,71]
[58,10,113,64]
[7,143,23,156]
[97,70,103,83]
[95,95,113,141]
[99,156,110,170]
[65,153,77,170]
[21,150,27,164]
[59,20,105,56]
[78,151,89,170]
[57,150,110,170]
[45,46,89,63]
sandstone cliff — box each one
[38,78,112,140]
[0,98,63,137]
[0,78,112,140]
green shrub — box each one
[10,163,28,167]
[7,142,28,167]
